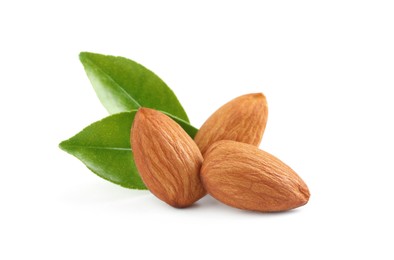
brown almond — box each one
[131,108,206,208]
[201,140,310,212]
[194,93,268,155]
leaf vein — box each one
[86,57,142,108]
[62,144,131,151]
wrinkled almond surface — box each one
[201,140,310,212]
[131,108,206,208]
[194,93,268,155]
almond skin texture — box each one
[201,140,310,212]
[194,93,268,155]
[131,108,206,208]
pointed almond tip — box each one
[297,184,311,207]
[238,93,267,104]
[134,108,170,132]
[252,92,264,98]
[136,107,148,114]
[253,92,267,103]
[136,107,157,118]
[137,107,149,112]
[245,92,265,99]
[139,108,170,120]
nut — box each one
[201,140,310,212]
[131,108,206,208]
[194,93,268,155]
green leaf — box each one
[79,52,190,122]
[59,111,198,189]
[161,111,198,138]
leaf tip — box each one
[58,140,69,152]
[79,51,91,63]
[79,51,104,64]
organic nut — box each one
[201,140,310,212]
[194,93,268,155]
[131,108,206,208]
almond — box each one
[201,140,310,212]
[194,93,268,155]
[131,108,206,208]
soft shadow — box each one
[163,195,221,211]
[187,195,306,216]
[64,184,308,216]
[63,181,150,205]
[237,207,304,217]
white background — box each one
[1,0,393,259]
